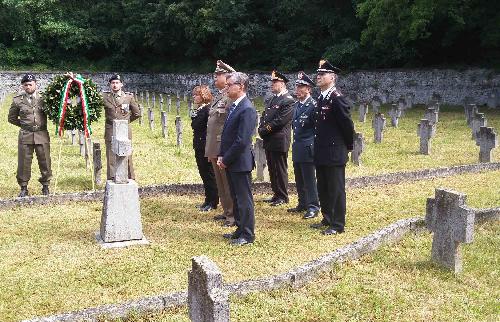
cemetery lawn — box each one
[115,222,500,322]
[1,96,500,199]
[0,170,498,321]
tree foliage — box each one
[0,0,498,72]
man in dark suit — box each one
[288,72,320,219]
[258,70,294,206]
[217,72,257,246]
[310,59,354,235]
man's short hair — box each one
[227,72,249,92]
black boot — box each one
[42,185,49,196]
[18,186,29,198]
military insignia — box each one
[321,106,330,110]
[121,103,130,112]
[319,60,326,68]
[298,71,303,79]
[273,105,280,109]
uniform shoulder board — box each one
[13,93,23,98]
[102,90,111,93]
[332,88,342,97]
[125,91,134,96]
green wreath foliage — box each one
[43,75,103,131]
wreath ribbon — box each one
[56,73,92,138]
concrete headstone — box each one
[471,112,486,140]
[417,119,434,155]
[351,132,365,166]
[372,113,386,143]
[475,126,498,163]
[358,103,368,122]
[425,188,475,273]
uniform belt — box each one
[21,124,47,132]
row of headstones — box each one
[186,188,493,322]
[464,104,498,163]
[0,91,8,107]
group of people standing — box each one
[189,59,354,245]
[7,58,354,246]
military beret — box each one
[271,70,288,83]
[317,59,341,74]
[214,60,236,74]
[295,71,315,87]
[109,74,122,82]
[21,73,36,83]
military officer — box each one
[310,60,354,235]
[8,73,52,197]
[288,72,320,219]
[205,60,236,225]
[102,74,141,180]
[258,70,294,206]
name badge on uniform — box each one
[121,103,130,112]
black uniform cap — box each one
[295,71,315,87]
[109,74,122,82]
[317,59,341,74]
[21,74,36,83]
[271,70,288,83]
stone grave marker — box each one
[152,92,156,109]
[148,107,154,130]
[424,107,438,125]
[161,111,168,139]
[139,104,144,125]
[471,112,486,140]
[176,116,183,146]
[425,188,475,273]
[188,99,193,117]
[140,91,144,104]
[405,92,415,109]
[464,103,477,127]
[188,255,230,322]
[93,142,102,185]
[176,97,181,115]
[167,95,172,113]
[476,126,498,163]
[371,97,381,114]
[430,92,442,106]
[97,120,148,248]
[389,103,402,127]
[351,132,365,166]
[381,90,389,104]
[160,93,164,111]
[358,102,368,122]
[146,91,150,108]
[486,92,497,109]
[417,119,434,155]
[372,113,386,143]
[254,138,268,181]
[79,130,85,156]
[71,129,77,145]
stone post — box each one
[139,104,144,125]
[93,142,102,185]
[71,129,77,145]
[176,116,183,146]
[417,119,434,155]
[97,120,148,248]
[425,188,475,273]
[176,97,181,115]
[152,92,156,110]
[148,107,154,130]
[79,130,85,156]
[146,91,150,108]
[188,255,230,322]
[161,111,168,139]
[475,126,498,163]
[160,93,164,111]
[464,104,477,127]
[471,112,486,140]
[254,138,268,181]
[168,95,172,113]
[424,107,438,125]
[358,102,368,122]
[372,113,386,143]
[389,103,402,127]
[351,132,365,166]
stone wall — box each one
[0,68,499,106]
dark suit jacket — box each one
[219,96,257,172]
[292,96,316,163]
[191,103,210,151]
[258,92,294,152]
[313,88,355,166]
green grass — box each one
[117,222,500,322]
[0,170,498,321]
[1,95,499,199]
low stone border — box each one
[21,207,499,322]
[2,162,499,211]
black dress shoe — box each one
[213,214,226,221]
[303,209,319,219]
[200,204,217,212]
[262,196,277,203]
[18,186,29,198]
[230,237,252,246]
[223,233,238,239]
[321,228,344,235]
[41,185,49,196]
[287,206,306,213]
[270,199,287,207]
[310,222,328,229]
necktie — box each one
[228,103,236,118]
[27,95,32,104]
